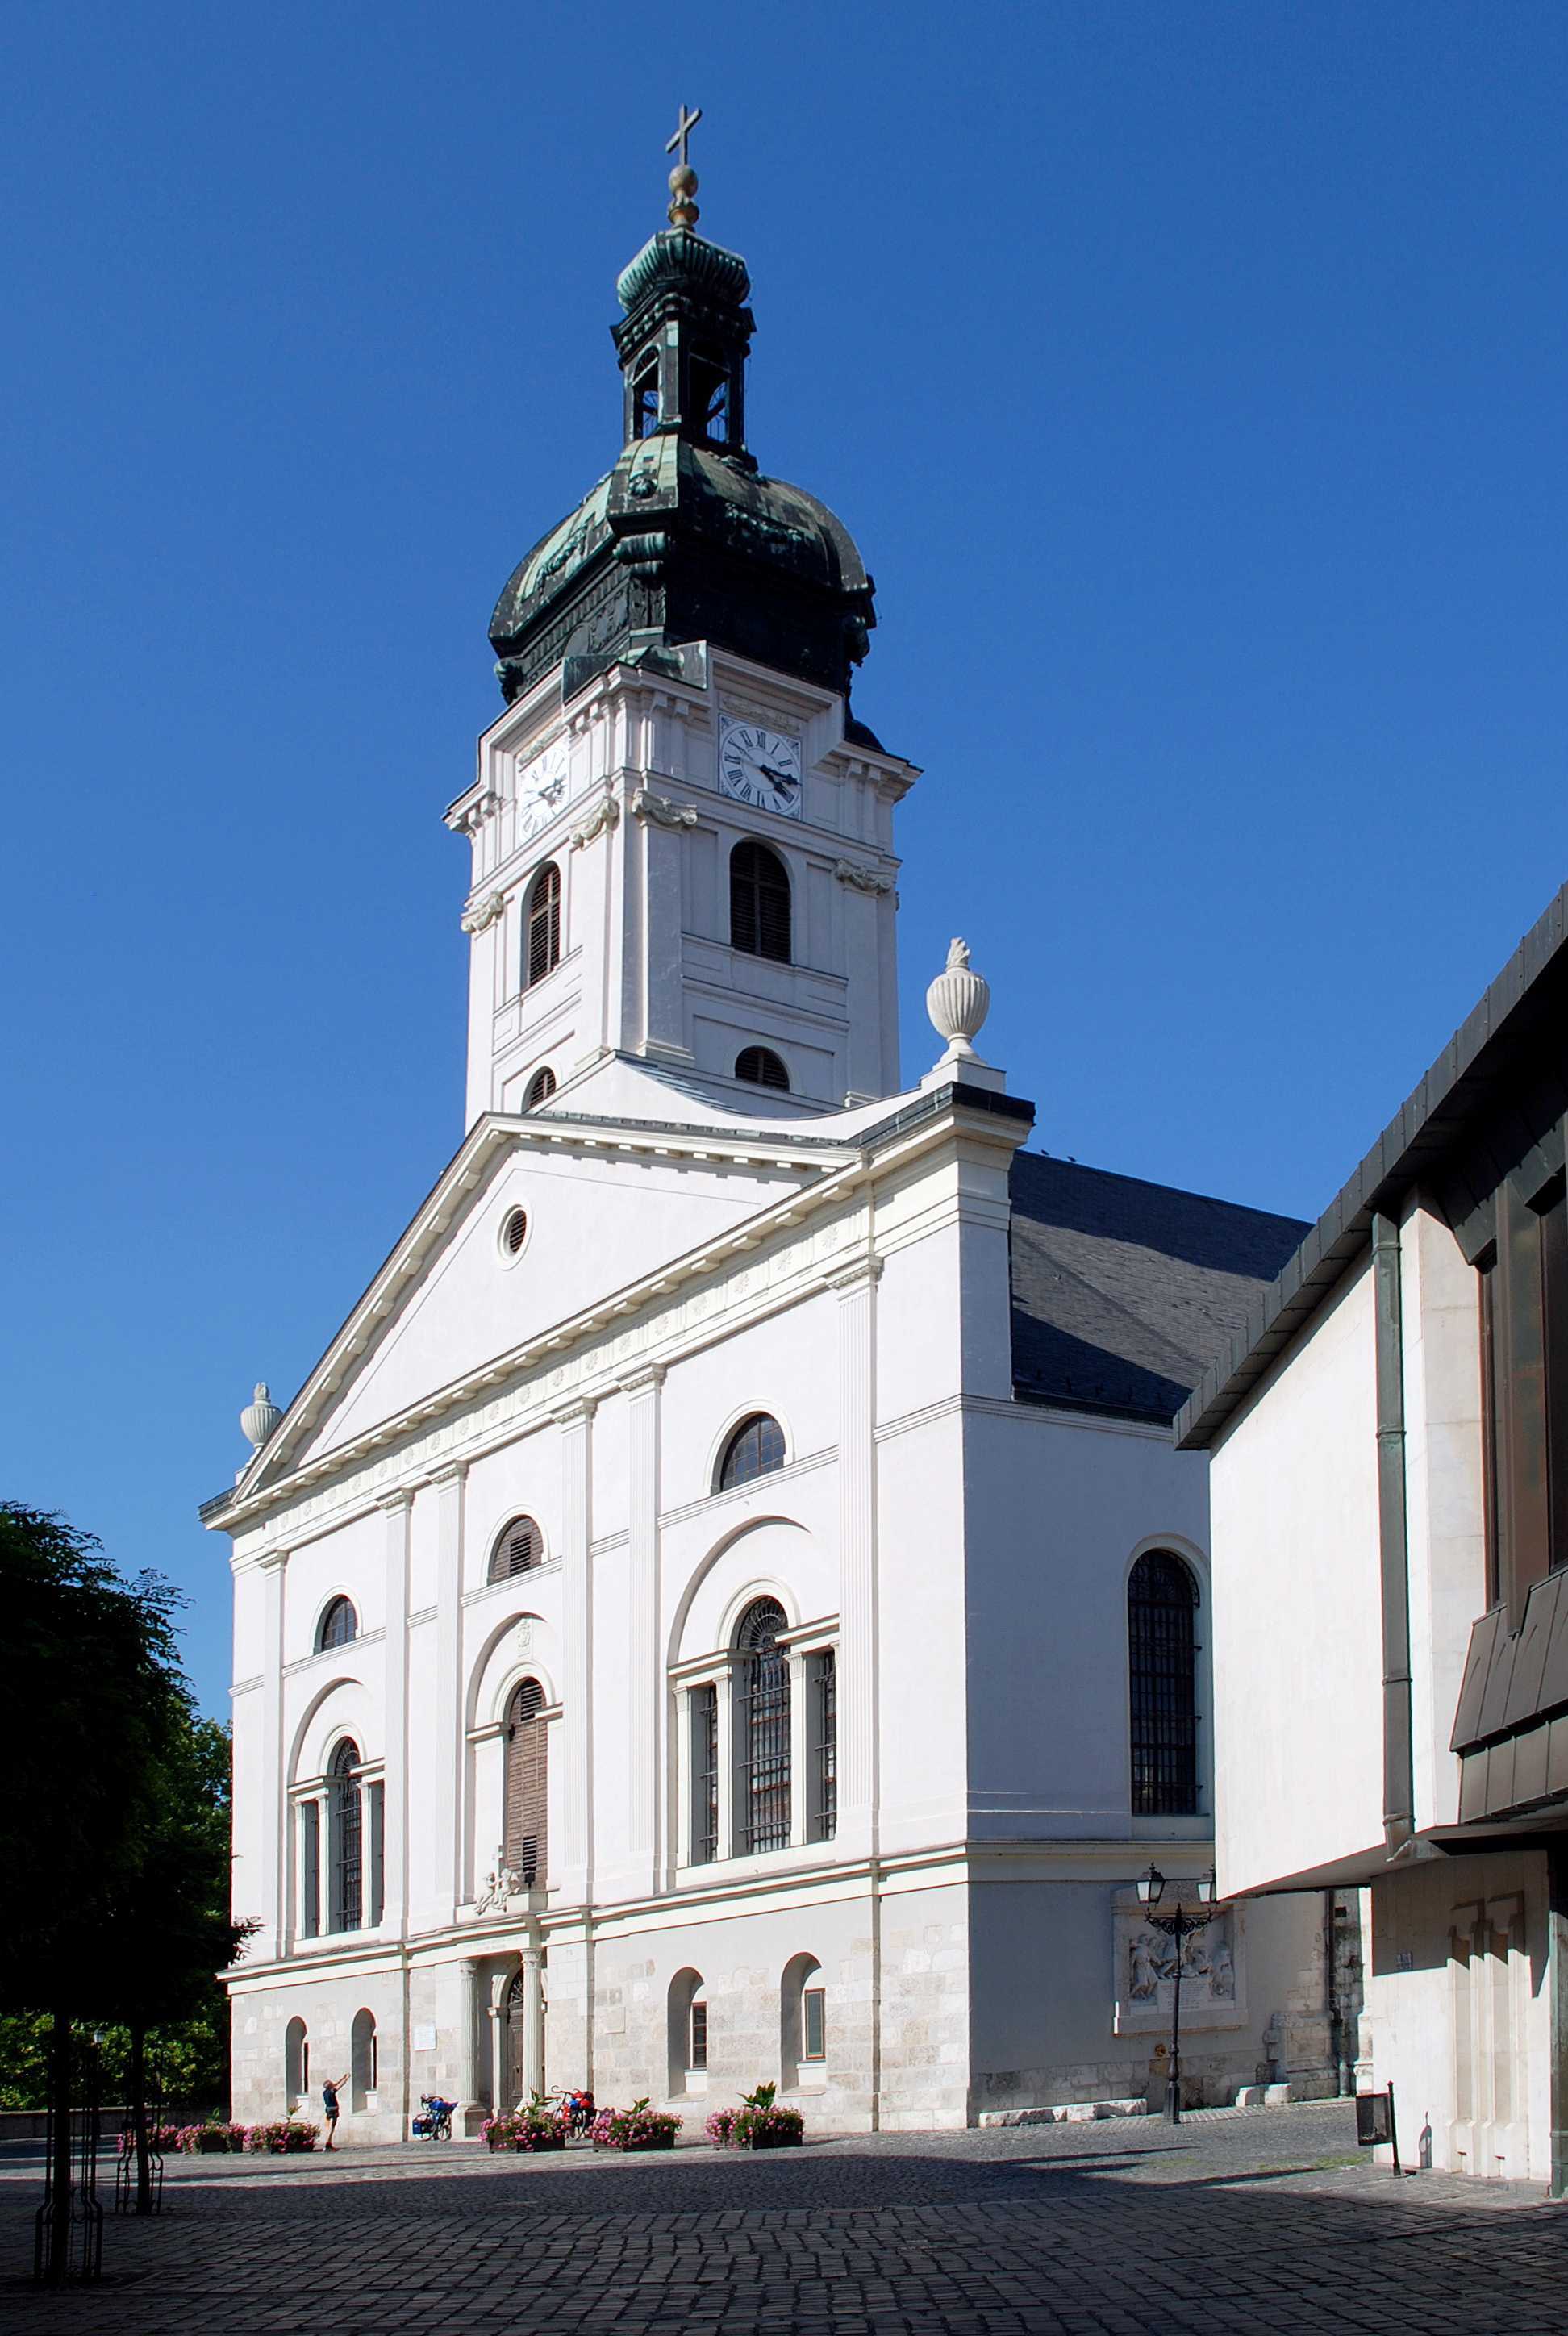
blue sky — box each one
[2,2,1565,1712]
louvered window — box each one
[736,1597,790,1855]
[526,863,561,987]
[490,1515,542,1583]
[736,1046,789,1091]
[505,1677,547,1887]
[1128,1551,1199,1816]
[525,1066,557,1110]
[730,841,790,964]
[719,1413,786,1491]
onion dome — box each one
[490,136,878,730]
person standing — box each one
[322,2071,348,2150]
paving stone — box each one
[2,2103,1566,2333]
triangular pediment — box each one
[239,1112,829,1495]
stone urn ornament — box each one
[925,937,991,1064]
[241,1382,282,1450]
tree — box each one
[0,1507,247,2259]
[98,1712,252,2209]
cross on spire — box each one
[665,103,703,169]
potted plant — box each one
[481,2096,568,2152]
[590,2098,682,2151]
[708,2083,803,2150]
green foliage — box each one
[0,1504,250,2104]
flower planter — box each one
[589,2101,682,2151]
[482,2109,569,2153]
[744,2125,802,2148]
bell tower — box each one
[449,127,915,1128]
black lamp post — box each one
[1136,1864,1220,2125]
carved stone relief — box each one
[1111,1893,1245,2034]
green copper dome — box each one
[489,209,877,717]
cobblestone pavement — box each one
[4,2100,1566,2334]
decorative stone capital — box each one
[569,787,620,849]
[826,1254,882,1296]
[461,890,507,936]
[632,786,699,830]
[550,1394,598,1429]
[833,857,895,896]
[621,1364,667,1397]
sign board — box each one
[412,2023,437,2054]
[1356,2091,1392,2146]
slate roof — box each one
[1008,1153,1309,1425]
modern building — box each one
[1178,884,1568,2186]
[207,147,1324,2140]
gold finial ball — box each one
[666,162,699,228]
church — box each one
[207,132,1327,2138]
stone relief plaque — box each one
[1111,1892,1246,2035]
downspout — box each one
[1373,1212,1415,1854]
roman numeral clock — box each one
[719,718,802,819]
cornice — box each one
[210,1087,1031,1548]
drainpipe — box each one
[1373,1212,1414,1855]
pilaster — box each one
[556,1398,597,1904]
[624,1366,665,1892]
[381,1491,413,1938]
[432,1463,468,1923]
[256,1551,287,1961]
[832,1254,881,1856]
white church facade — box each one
[208,148,1328,2139]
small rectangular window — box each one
[690,2001,707,2071]
[692,1683,718,1863]
[302,1799,320,1940]
[803,1988,825,2062]
[812,1650,837,1842]
[368,1782,385,1927]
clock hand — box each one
[758,764,796,787]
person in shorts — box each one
[322,2071,348,2149]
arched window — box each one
[730,841,790,963]
[505,1678,547,1888]
[735,1046,789,1091]
[285,2017,308,2108]
[350,2009,377,2112]
[525,1065,557,1110]
[329,1738,362,1933]
[782,1952,824,2074]
[525,862,561,987]
[735,1598,790,1855]
[719,1413,786,1491]
[1128,1550,1200,1816]
[317,1596,357,1651]
[667,1967,706,2096]
[489,1515,542,1583]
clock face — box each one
[515,740,570,841]
[719,718,803,819]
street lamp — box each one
[1136,1865,1221,2125]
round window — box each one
[500,1206,529,1261]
